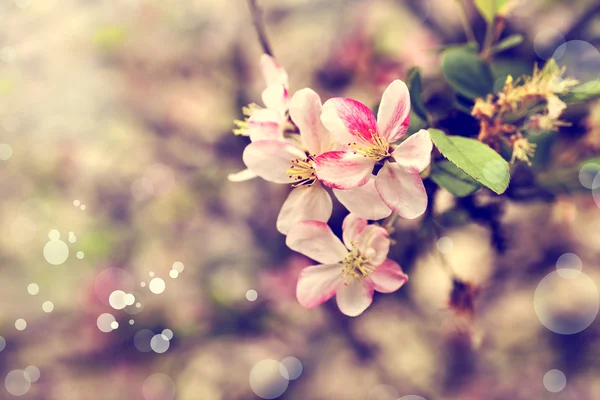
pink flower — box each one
[314,80,433,219]
[287,214,409,317]
[242,88,334,234]
[260,54,290,117]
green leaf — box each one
[490,34,524,54]
[431,161,482,197]
[442,46,494,99]
[559,81,600,104]
[429,129,511,194]
[474,0,508,23]
[406,67,428,122]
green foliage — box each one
[429,129,511,194]
[490,34,524,54]
[406,67,429,122]
[474,0,508,23]
[559,81,600,104]
[431,161,482,197]
[442,46,494,99]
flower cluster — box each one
[230,55,433,316]
[472,59,578,165]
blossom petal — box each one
[243,140,306,184]
[227,168,257,182]
[262,84,289,116]
[376,80,411,142]
[336,280,374,317]
[356,225,390,266]
[277,183,333,235]
[370,259,408,293]
[260,54,289,88]
[296,263,343,308]
[333,177,392,220]
[391,129,432,172]
[341,213,368,249]
[375,161,427,219]
[289,88,331,155]
[286,221,347,264]
[314,150,374,190]
[248,109,284,142]
[321,98,377,145]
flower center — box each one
[349,129,391,160]
[287,155,317,187]
[341,243,376,284]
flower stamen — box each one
[287,155,317,187]
[341,242,376,285]
[349,129,391,160]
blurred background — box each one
[1,0,600,399]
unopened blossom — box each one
[229,55,291,182]
[287,214,408,317]
[314,80,433,219]
[242,88,334,234]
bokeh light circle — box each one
[534,270,599,334]
[94,268,135,306]
[368,384,399,400]
[97,313,117,333]
[0,336,6,352]
[543,369,567,393]
[555,253,582,279]
[161,329,173,340]
[579,163,600,189]
[592,172,600,208]
[533,28,566,60]
[249,359,289,399]
[15,319,27,331]
[4,370,31,396]
[397,396,428,400]
[246,289,258,302]
[24,366,40,383]
[168,270,178,279]
[27,283,39,295]
[0,144,13,161]
[150,334,170,354]
[172,262,184,273]
[149,278,166,294]
[134,329,154,353]
[42,301,54,313]
[280,357,302,380]
[142,373,176,400]
[483,160,509,184]
[43,237,69,265]
[552,40,600,93]
[436,237,453,254]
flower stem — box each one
[455,0,477,45]
[247,0,274,56]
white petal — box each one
[262,84,289,116]
[356,225,390,266]
[296,263,343,308]
[314,150,375,190]
[247,108,284,142]
[243,140,306,183]
[276,184,333,235]
[391,129,433,173]
[227,168,257,182]
[375,161,427,219]
[376,80,411,143]
[370,260,408,293]
[289,88,332,155]
[336,280,374,317]
[260,54,289,88]
[333,177,392,220]
[341,213,367,249]
[286,221,347,264]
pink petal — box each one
[243,140,306,184]
[376,80,411,143]
[227,168,257,182]
[391,129,433,172]
[296,263,343,308]
[289,88,332,155]
[336,280,374,317]
[260,54,289,88]
[314,150,374,190]
[341,213,368,249]
[276,183,333,235]
[333,177,392,221]
[261,84,289,116]
[321,98,378,146]
[247,109,284,142]
[375,161,427,219]
[286,221,347,264]
[356,225,390,266]
[370,259,408,293]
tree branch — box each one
[247,0,274,56]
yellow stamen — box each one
[287,155,317,187]
[341,242,376,285]
[349,129,391,160]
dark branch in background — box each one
[248,0,274,56]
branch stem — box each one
[247,0,274,56]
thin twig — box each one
[455,0,477,45]
[247,0,274,56]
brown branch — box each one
[247,0,274,56]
